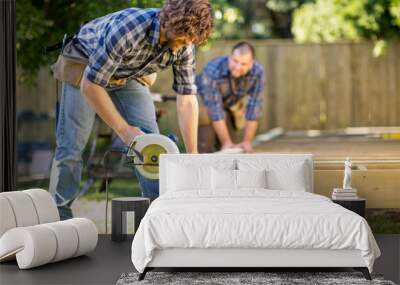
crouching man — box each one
[195,42,265,153]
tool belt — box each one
[227,99,246,130]
[51,39,88,87]
[50,38,157,88]
[198,96,246,130]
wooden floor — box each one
[0,235,399,285]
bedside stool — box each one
[111,197,150,242]
[332,198,366,218]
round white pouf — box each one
[0,226,57,269]
[0,191,39,227]
[0,196,17,237]
[0,218,98,269]
[66,218,98,257]
[24,189,60,223]
[43,221,79,262]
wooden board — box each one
[315,170,400,209]
[254,136,400,162]
[255,134,400,209]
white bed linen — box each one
[131,190,380,273]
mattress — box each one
[131,190,380,273]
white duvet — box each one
[131,190,380,273]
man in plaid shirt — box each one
[49,0,213,220]
[196,42,265,153]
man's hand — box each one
[221,142,236,150]
[236,141,254,153]
[239,120,258,153]
[176,95,199,153]
[118,125,144,146]
[212,120,234,149]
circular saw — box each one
[126,133,179,179]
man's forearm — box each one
[177,95,198,153]
[212,119,233,146]
[80,78,131,143]
[243,120,258,143]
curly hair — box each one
[159,0,214,45]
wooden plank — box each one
[306,44,323,129]
[387,44,398,126]
[350,43,371,126]
[284,44,321,130]
[264,45,278,129]
[253,44,269,132]
[314,170,400,208]
[349,43,360,126]
[375,45,388,126]
[323,44,352,129]
[275,44,289,129]
[395,42,400,126]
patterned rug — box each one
[116,271,396,285]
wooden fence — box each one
[17,40,400,137]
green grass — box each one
[17,177,142,202]
[79,177,141,201]
[368,214,400,234]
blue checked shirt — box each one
[75,8,196,94]
[196,56,264,121]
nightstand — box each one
[111,197,150,242]
[332,198,366,218]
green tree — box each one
[390,0,400,27]
[16,0,159,84]
[16,0,235,85]
[17,0,315,84]
[292,0,400,46]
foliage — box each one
[16,0,132,84]
[292,0,400,48]
[390,0,400,27]
[16,0,306,83]
[292,1,358,42]
[130,0,164,7]
[16,0,234,85]
[17,0,400,83]
[212,0,308,40]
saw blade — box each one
[132,134,179,179]
[141,144,167,175]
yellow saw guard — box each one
[128,134,179,179]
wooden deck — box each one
[255,135,400,165]
[254,133,400,208]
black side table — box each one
[111,197,150,242]
[332,198,366,218]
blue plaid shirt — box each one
[75,8,196,94]
[196,56,264,121]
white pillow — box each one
[211,168,236,191]
[167,163,211,191]
[266,168,306,191]
[236,169,268,189]
[237,159,309,191]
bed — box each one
[131,153,380,281]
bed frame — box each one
[139,248,371,280]
[138,154,372,281]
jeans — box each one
[49,80,159,220]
